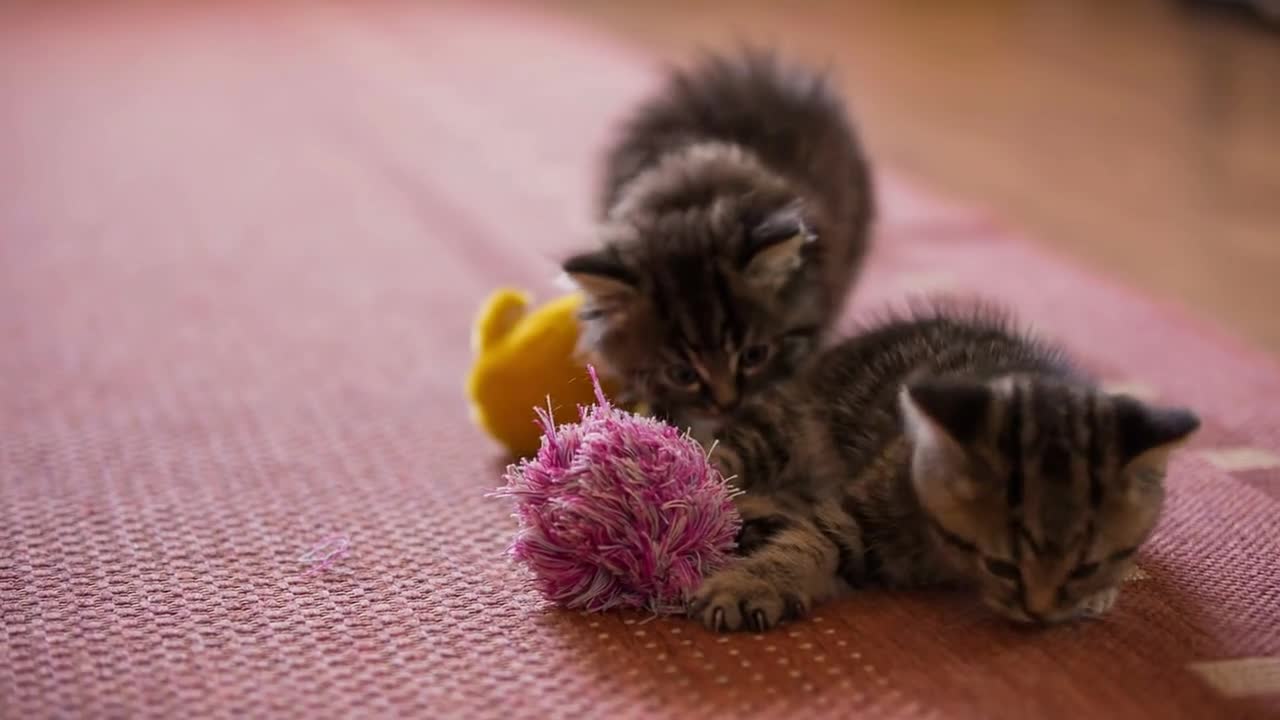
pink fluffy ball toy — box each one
[495,367,742,614]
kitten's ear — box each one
[742,203,816,293]
[900,380,992,501]
[900,380,993,447]
[561,250,638,316]
[1112,395,1200,468]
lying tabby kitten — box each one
[563,50,873,437]
[692,307,1199,630]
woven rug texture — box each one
[2,3,1278,719]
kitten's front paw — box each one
[1077,587,1119,618]
[688,569,809,632]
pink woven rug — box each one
[2,3,1277,718]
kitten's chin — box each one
[982,597,1059,627]
[684,415,725,446]
[984,598,1090,626]
[982,599,1037,626]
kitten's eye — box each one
[1108,547,1137,562]
[983,558,1021,580]
[665,363,700,389]
[1068,562,1100,580]
[738,344,773,372]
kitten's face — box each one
[901,376,1199,624]
[563,199,825,426]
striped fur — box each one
[562,50,873,438]
[692,306,1200,631]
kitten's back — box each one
[602,50,865,215]
[804,304,1077,468]
[601,50,873,327]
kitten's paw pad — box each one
[1078,587,1119,618]
[689,571,801,632]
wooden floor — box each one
[550,0,1280,355]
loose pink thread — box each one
[299,535,351,575]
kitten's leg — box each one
[689,495,843,632]
[693,396,842,631]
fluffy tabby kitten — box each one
[562,50,873,436]
[691,306,1200,631]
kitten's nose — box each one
[1023,586,1058,618]
[709,381,738,412]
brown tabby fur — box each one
[691,305,1200,631]
[563,50,873,437]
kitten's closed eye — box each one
[1067,562,1100,580]
[666,363,700,389]
[983,558,1021,580]
[1109,547,1137,562]
[739,343,773,372]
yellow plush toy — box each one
[466,289,621,457]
